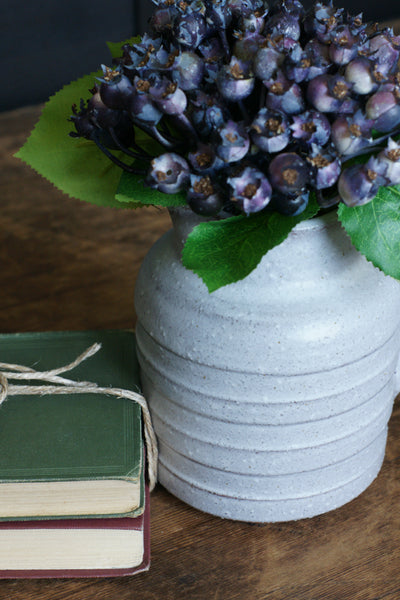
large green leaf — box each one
[182,195,320,292]
[16,71,129,208]
[338,185,400,279]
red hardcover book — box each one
[0,488,150,579]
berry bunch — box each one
[70,0,400,216]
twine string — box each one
[0,344,158,491]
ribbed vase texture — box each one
[134,210,400,522]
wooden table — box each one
[1,104,400,600]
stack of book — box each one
[0,329,150,578]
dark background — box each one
[1,0,399,112]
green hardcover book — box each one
[0,330,144,520]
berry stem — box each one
[219,28,231,61]
[258,84,266,110]
[108,127,153,161]
[170,113,199,143]
[156,120,184,146]
[238,100,250,124]
[316,190,340,208]
[150,125,178,148]
[130,117,177,149]
[92,134,147,174]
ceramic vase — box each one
[134,208,400,522]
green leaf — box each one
[116,169,187,208]
[182,194,320,292]
[106,36,141,59]
[338,185,400,279]
[16,71,129,208]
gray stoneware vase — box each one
[134,208,400,522]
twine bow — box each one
[0,343,158,491]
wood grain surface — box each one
[1,103,400,600]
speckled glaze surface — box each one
[134,209,400,522]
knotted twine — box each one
[0,343,158,491]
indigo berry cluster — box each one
[70,0,400,217]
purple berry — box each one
[171,52,205,91]
[268,152,309,195]
[306,145,341,189]
[87,90,122,129]
[187,174,223,216]
[250,108,290,153]
[365,83,400,132]
[328,25,359,66]
[129,78,163,125]
[284,41,330,83]
[150,6,178,34]
[290,110,331,146]
[146,153,190,194]
[189,94,227,137]
[368,30,400,77]
[227,166,272,214]
[237,12,266,36]
[99,66,134,110]
[215,120,250,163]
[149,77,187,115]
[265,11,301,41]
[206,0,232,31]
[265,73,305,115]
[227,0,265,18]
[277,0,304,18]
[304,2,344,43]
[338,157,388,207]
[307,74,357,114]
[331,110,373,156]
[216,57,255,102]
[188,143,224,174]
[376,138,400,185]
[254,46,283,82]
[175,12,208,48]
[344,57,379,95]
[197,37,225,83]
